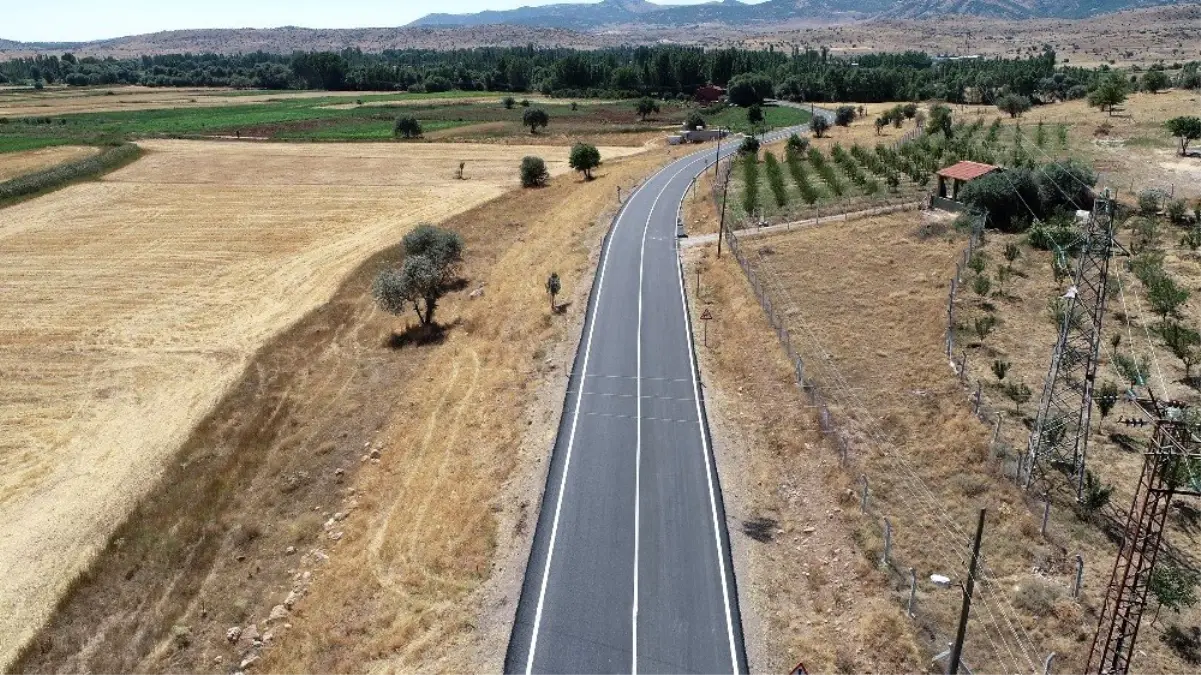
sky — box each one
[4,0,756,43]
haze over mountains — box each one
[0,0,1194,58]
[411,0,1189,28]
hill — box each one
[411,0,1194,28]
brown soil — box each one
[11,145,678,674]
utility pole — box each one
[717,156,730,258]
[949,508,986,675]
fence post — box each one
[991,413,1002,446]
[959,350,968,383]
[882,518,892,568]
[1041,500,1051,537]
[1073,554,1084,599]
[972,381,982,415]
[908,567,918,618]
[861,474,869,512]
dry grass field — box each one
[954,89,1201,201]
[749,4,1201,67]
[0,145,97,180]
[0,138,642,670]
[0,86,398,118]
[700,208,1198,673]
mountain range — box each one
[410,0,1190,28]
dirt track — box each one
[0,139,641,669]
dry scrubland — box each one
[750,4,1201,67]
[0,145,97,181]
[0,86,387,118]
[699,208,1198,673]
[0,138,641,670]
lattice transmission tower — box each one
[1088,399,1201,675]
[1024,190,1117,500]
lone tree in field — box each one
[902,103,918,119]
[520,156,549,188]
[997,93,1032,119]
[523,107,550,134]
[747,104,765,129]
[394,115,423,139]
[1166,116,1201,156]
[834,105,856,127]
[685,112,705,131]
[809,114,830,138]
[636,97,660,121]
[373,225,464,327]
[569,143,601,180]
[546,272,561,311]
[1088,75,1128,115]
[874,116,887,135]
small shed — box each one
[936,161,998,201]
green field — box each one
[705,104,812,134]
[0,93,698,151]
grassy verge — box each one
[0,142,141,207]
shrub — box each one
[1013,577,1061,616]
[635,97,660,121]
[1147,274,1189,319]
[739,136,760,156]
[785,133,809,154]
[1138,189,1164,215]
[763,151,789,208]
[742,155,761,217]
[902,103,918,119]
[992,359,1010,381]
[972,274,991,298]
[785,147,819,204]
[520,156,549,188]
[685,112,705,131]
[1080,470,1114,516]
[973,314,998,339]
[1003,381,1032,412]
[834,105,856,127]
[503,96,516,109]
[1167,198,1189,224]
[747,104,765,128]
[1113,352,1150,387]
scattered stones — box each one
[334,467,345,478]
[262,630,275,644]
[369,448,381,459]
[226,626,242,643]
[333,511,346,522]
[802,527,816,534]
[241,623,260,645]
[235,554,247,562]
[284,590,301,609]
[268,604,289,623]
[330,531,344,541]
[240,654,259,670]
[285,546,296,555]
[469,286,485,299]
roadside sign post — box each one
[700,308,714,347]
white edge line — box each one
[524,150,709,674]
[675,158,742,674]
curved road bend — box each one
[506,118,827,675]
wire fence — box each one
[710,176,1063,672]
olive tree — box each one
[996,93,1032,119]
[523,107,550,134]
[1166,116,1201,156]
[373,225,464,327]
[569,142,601,180]
[809,114,830,138]
[636,97,660,121]
[834,105,856,127]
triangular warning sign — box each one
[700,308,714,320]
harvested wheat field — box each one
[0,145,98,181]
[0,86,390,118]
[0,138,642,670]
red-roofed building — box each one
[936,161,998,201]
[694,84,725,105]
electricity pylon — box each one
[1024,190,1117,500]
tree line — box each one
[1,46,1196,105]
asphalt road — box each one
[506,117,827,675]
